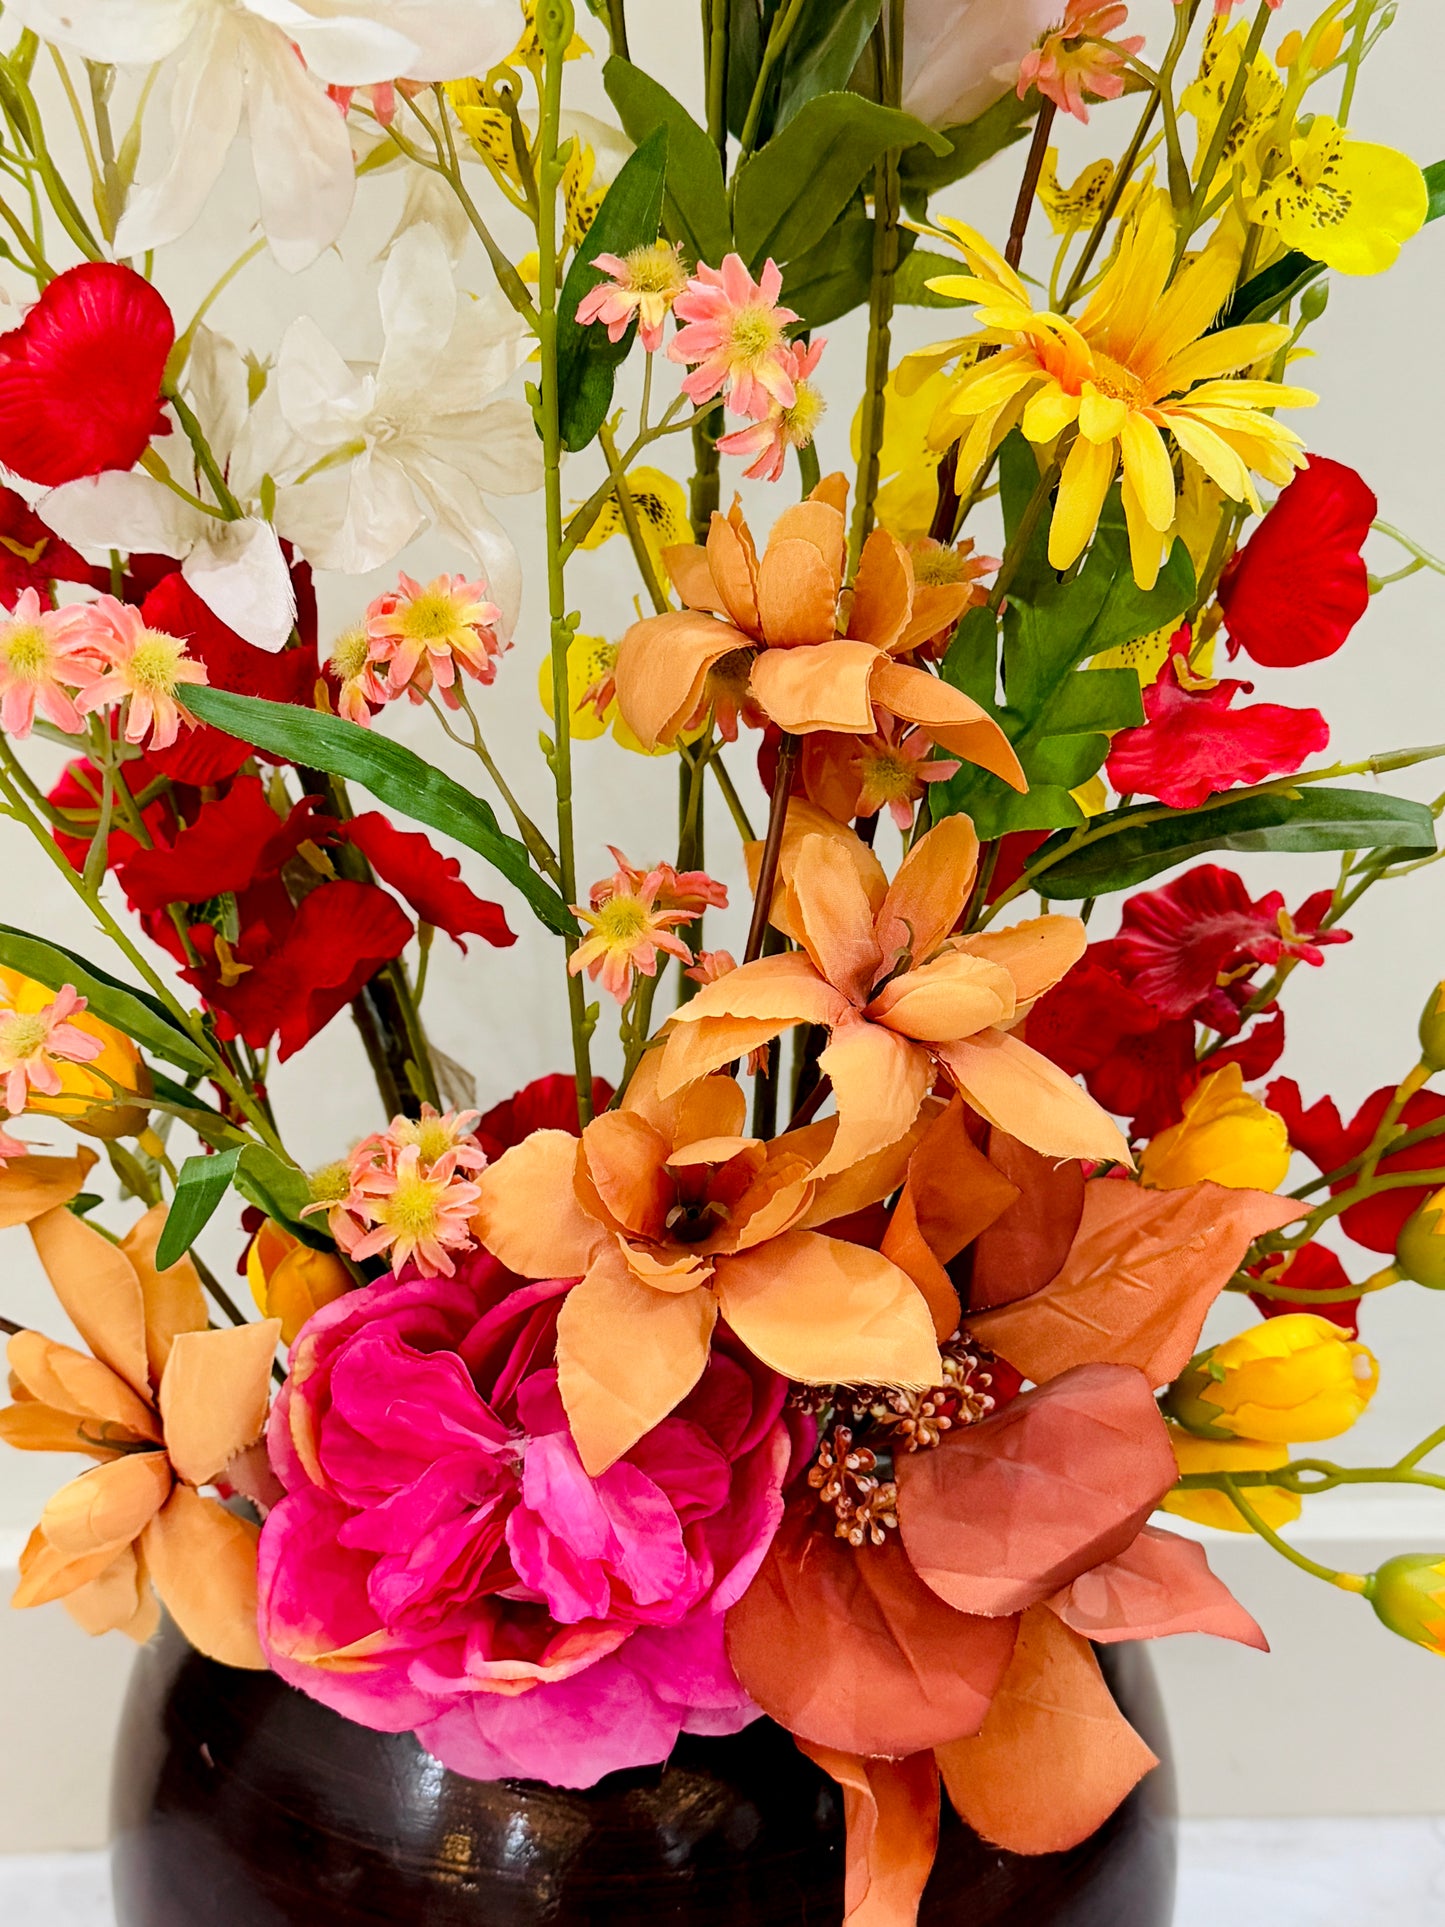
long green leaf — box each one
[1034,789,1438,899]
[898,93,1035,219]
[894,246,966,307]
[556,126,668,451]
[732,93,947,267]
[772,0,882,132]
[0,925,212,1074]
[184,687,576,937]
[235,1144,332,1251]
[1426,157,1445,224]
[603,59,730,263]
[155,1147,241,1269]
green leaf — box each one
[780,204,875,327]
[1215,250,1322,329]
[732,93,947,267]
[772,0,882,132]
[148,1069,238,1149]
[556,125,669,451]
[235,1144,332,1251]
[183,688,577,938]
[725,0,773,141]
[898,93,1036,219]
[603,59,730,263]
[155,1147,240,1269]
[894,245,966,307]
[1034,789,1438,899]
[0,924,212,1074]
[1426,158,1445,224]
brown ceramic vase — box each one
[111,1620,1176,1926]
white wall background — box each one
[0,0,1443,1848]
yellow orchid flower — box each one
[540,632,676,756]
[1251,117,1428,276]
[576,466,694,592]
[1037,151,1119,234]
[1181,16,1285,193]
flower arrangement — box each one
[0,0,1440,1918]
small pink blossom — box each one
[576,242,688,352]
[571,852,712,1005]
[328,1143,482,1280]
[685,949,738,987]
[668,255,799,421]
[71,597,207,750]
[593,848,729,918]
[0,984,103,1115]
[717,338,827,482]
[0,589,102,739]
[326,624,392,728]
[1018,1,1144,122]
[365,572,508,710]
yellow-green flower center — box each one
[863,750,916,801]
[399,593,467,643]
[328,626,372,681]
[623,241,685,296]
[911,548,968,588]
[409,1117,458,1163]
[728,306,783,367]
[782,381,826,442]
[1,622,52,681]
[308,1159,354,1205]
[0,1011,50,1059]
[380,1172,444,1238]
[595,896,650,944]
[1088,354,1146,407]
[128,632,186,695]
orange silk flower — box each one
[659,807,1130,1178]
[0,1153,279,1668]
[612,475,1026,789]
[470,1057,944,1476]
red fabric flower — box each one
[344,813,515,952]
[1106,638,1328,810]
[1204,1010,1287,1086]
[1025,947,1199,1139]
[115,775,330,913]
[49,750,177,875]
[0,486,105,602]
[1248,1242,1360,1337]
[1267,1078,1445,1252]
[0,264,173,486]
[475,1073,615,1161]
[1218,456,1376,668]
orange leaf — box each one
[159,1319,281,1487]
[29,1204,149,1398]
[896,1363,1177,1616]
[935,1606,1158,1855]
[0,1147,95,1227]
[120,1202,208,1383]
[967,1130,1084,1314]
[1048,1524,1268,1650]
[797,1741,940,1927]
[969,1178,1304,1384]
[726,1506,1017,1756]
[143,1487,265,1669]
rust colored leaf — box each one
[1048,1525,1268,1650]
[967,1130,1085,1312]
[797,1741,940,1927]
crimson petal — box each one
[344,813,515,952]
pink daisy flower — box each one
[365,572,508,710]
[71,597,207,750]
[576,241,688,352]
[326,624,393,727]
[717,338,828,482]
[668,254,800,421]
[570,853,703,1005]
[346,1105,488,1182]
[593,848,729,917]
[328,1143,483,1280]
[0,984,103,1115]
[0,588,103,738]
[1018,1,1144,123]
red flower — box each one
[0,264,173,486]
[0,486,105,602]
[1267,1078,1445,1253]
[115,775,329,914]
[1248,1243,1360,1337]
[344,813,515,953]
[475,1073,615,1161]
[1106,637,1328,810]
[1027,948,1199,1139]
[1204,1010,1287,1086]
[1218,456,1375,667]
[49,749,177,876]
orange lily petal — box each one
[121,1202,209,1384]
[158,1319,281,1488]
[622,1053,747,1144]
[798,1099,946,1233]
[797,1743,940,1927]
[809,471,850,517]
[935,1607,1158,1855]
[715,1228,940,1386]
[579,1111,672,1240]
[768,497,847,579]
[614,608,745,748]
[143,1486,266,1669]
[29,1204,149,1399]
[969,1180,1304,1385]
[706,508,762,634]
[0,1400,130,1457]
[957,916,1087,1006]
[666,542,727,615]
[0,1147,96,1227]
[895,584,976,657]
[867,952,1016,1044]
[814,1023,933,1179]
[471,1130,606,1279]
[660,953,850,1095]
[846,529,913,653]
[749,801,888,944]
[936,1031,1132,1165]
[874,815,980,972]
[63,1541,158,1642]
[968,1131,1085,1313]
[19,1451,172,1601]
[868,660,1026,789]
[556,1245,716,1475]
[758,538,841,647]
[789,832,885,1004]
[1049,1524,1268,1650]
[658,1014,800,1091]
[750,639,881,734]
[6,1330,159,1440]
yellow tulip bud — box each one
[1164,1313,1379,1444]
[1418,981,1445,1073]
[1158,1429,1303,1534]
[247,1220,352,1346]
[1139,1064,1291,1193]
[1366,1555,1445,1656]
[1396,1187,1445,1290]
[0,966,150,1139]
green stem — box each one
[1336,0,1373,124]
[432,690,561,882]
[706,0,728,168]
[1218,1476,1366,1588]
[1062,94,1162,306]
[605,0,630,59]
[598,420,669,613]
[709,748,757,843]
[162,386,243,518]
[1180,1,1271,253]
[736,0,807,165]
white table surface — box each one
[3,1820,1444,1925]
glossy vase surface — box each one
[111,1621,1176,1926]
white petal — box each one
[382,167,471,266]
[422,294,534,411]
[377,224,457,396]
[241,25,357,272]
[241,0,421,86]
[180,327,252,465]
[408,395,542,499]
[357,0,520,81]
[41,472,203,558]
[899,0,1059,129]
[276,449,422,575]
[113,11,244,257]
[5,0,203,63]
[276,317,375,444]
[405,453,523,624]
[183,519,297,652]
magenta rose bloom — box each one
[257,1251,804,1785]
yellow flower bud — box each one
[1396,1187,1445,1290]
[1158,1429,1303,1535]
[1164,1314,1379,1444]
[1418,981,1445,1073]
[0,966,150,1139]
[247,1220,352,1346]
[1366,1554,1445,1656]
[1139,1064,1291,1193]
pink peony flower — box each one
[668,256,799,421]
[258,1254,805,1786]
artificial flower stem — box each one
[1006,99,1057,275]
[1274,1165,1445,1253]
[603,0,630,60]
[597,421,669,614]
[438,689,561,884]
[162,386,244,519]
[1181,2,1273,254]
[705,0,728,168]
[1357,1058,1431,1189]
[1288,1110,1445,1202]
[736,0,808,166]
[560,395,692,559]
[45,48,103,225]
[1157,0,1203,212]
[707,748,756,843]
[1218,1476,1368,1589]
[744,733,800,964]
[84,59,124,240]
[172,238,267,375]
[1337,0,1375,125]
[0,53,103,263]
[849,0,904,575]
[1396,1423,1445,1473]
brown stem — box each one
[744,734,800,963]
[0,1312,23,1337]
[788,1072,832,1131]
[1006,99,1056,272]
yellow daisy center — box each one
[623,241,686,296]
[595,896,651,945]
[399,593,469,643]
[328,626,372,681]
[862,750,916,802]
[128,631,187,695]
[1088,353,1147,407]
[408,1116,459,1163]
[911,549,967,587]
[0,1011,50,1059]
[380,1171,445,1239]
[308,1159,354,1205]
[1,622,52,681]
[782,382,826,443]
[727,305,784,368]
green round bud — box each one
[1299,280,1330,324]
[1419,981,1445,1073]
[1396,1189,1445,1290]
[1366,1554,1445,1655]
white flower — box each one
[8,0,523,270]
[901,0,1061,130]
[271,223,541,617]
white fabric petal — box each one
[404,395,542,500]
[405,454,523,624]
[377,224,457,397]
[182,519,297,652]
[113,10,245,258]
[5,0,203,63]
[360,0,520,81]
[182,328,252,465]
[900,0,1058,129]
[420,294,534,412]
[276,449,423,574]
[241,22,358,272]
[276,317,376,445]
[242,0,420,84]
[383,167,472,265]
[41,472,204,559]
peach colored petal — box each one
[867,951,1016,1044]
[936,1031,1132,1166]
[715,1228,940,1387]
[471,1130,606,1279]
[158,1319,281,1488]
[1048,1525,1268,1650]
[665,542,727,614]
[0,1400,130,1457]
[32,1450,173,1565]
[799,1099,946,1233]
[706,509,762,634]
[726,1506,1017,1755]
[143,1486,266,1669]
[768,498,847,581]
[968,1131,1085,1314]
[618,1241,714,1292]
[658,1014,803,1093]
[623,1056,749,1145]
[813,1023,933,1180]
[809,471,851,517]
[14,1524,131,1609]
[664,1133,762,1169]
[120,1202,209,1384]
[613,608,745,748]
[667,949,849,1028]
[0,1148,96,1227]
[896,1364,1177,1617]
[868,660,1026,789]
[6,1331,160,1441]
[881,1099,1020,1339]
[62,1542,157,1640]
[749,801,888,945]
[957,916,1087,1007]
[556,1245,716,1475]
[789,832,885,1004]
[874,814,980,972]
[969,1179,1304,1385]
[846,529,913,654]
[895,584,977,657]
[758,538,841,647]
[935,1607,1158,1855]
[580,1110,672,1240]
[796,1742,940,1927]
[749,640,881,734]
[29,1205,149,1399]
